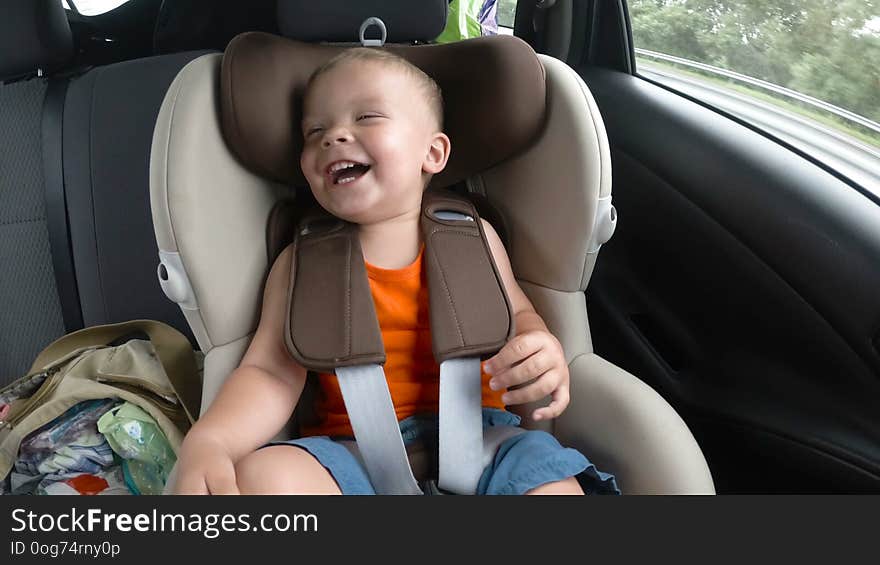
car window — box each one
[62,0,130,16]
[628,0,880,195]
[498,0,517,33]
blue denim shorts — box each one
[267,408,619,495]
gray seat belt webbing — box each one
[336,364,422,495]
[438,357,484,494]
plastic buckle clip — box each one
[359,17,387,47]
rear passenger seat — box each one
[61,51,203,343]
[1,0,202,384]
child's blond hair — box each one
[306,48,444,129]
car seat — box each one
[150,0,714,494]
[0,0,75,381]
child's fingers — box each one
[489,350,553,390]
[500,370,562,405]
[531,386,571,421]
[484,333,544,375]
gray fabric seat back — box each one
[63,52,206,339]
[0,78,67,382]
[0,0,73,383]
[0,0,204,384]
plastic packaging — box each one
[436,0,498,43]
[97,402,176,495]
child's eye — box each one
[357,114,380,121]
[306,127,323,137]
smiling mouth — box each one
[327,161,371,185]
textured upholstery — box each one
[63,52,205,340]
[0,79,65,384]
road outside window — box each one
[629,0,880,195]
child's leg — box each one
[235,446,342,494]
[526,476,584,495]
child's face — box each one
[300,60,448,224]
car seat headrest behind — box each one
[152,0,278,55]
[277,0,449,44]
[0,0,73,80]
[220,32,546,189]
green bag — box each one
[436,0,488,43]
[0,320,200,484]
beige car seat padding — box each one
[151,47,715,493]
[509,282,593,432]
[151,54,287,351]
[519,281,594,365]
[481,55,612,293]
[557,353,715,494]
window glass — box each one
[629,0,880,193]
[498,0,518,30]
[63,0,130,16]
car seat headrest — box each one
[220,32,546,188]
[277,0,448,44]
[0,0,73,80]
[152,0,278,55]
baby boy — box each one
[175,48,615,495]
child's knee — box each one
[235,446,341,494]
[234,448,273,492]
[526,476,585,495]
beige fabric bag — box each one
[0,320,200,482]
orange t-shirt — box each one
[300,246,506,438]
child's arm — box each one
[480,219,571,422]
[175,246,308,494]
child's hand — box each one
[483,329,570,421]
[175,435,240,495]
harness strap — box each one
[285,218,385,371]
[286,189,514,368]
[336,364,422,495]
[438,357,483,494]
[285,189,516,494]
[337,419,528,495]
[421,190,514,361]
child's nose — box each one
[322,127,353,148]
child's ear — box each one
[422,132,451,175]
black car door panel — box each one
[581,67,880,492]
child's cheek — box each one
[301,150,317,182]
